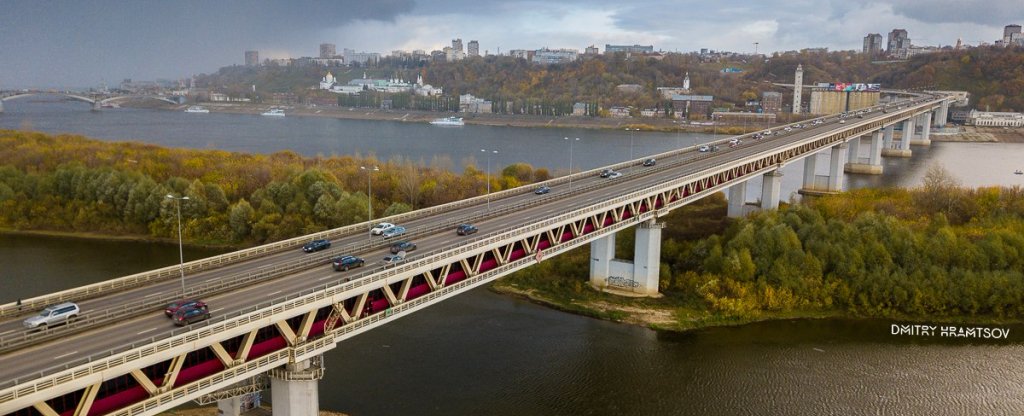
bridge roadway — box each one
[0,96,945,412]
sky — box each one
[0,0,1020,88]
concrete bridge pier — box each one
[269,358,323,416]
[882,125,894,149]
[589,220,663,297]
[91,100,102,112]
[218,396,244,416]
[827,143,847,191]
[760,170,784,209]
[911,112,932,146]
[937,101,949,127]
[883,118,913,158]
[0,99,4,113]
[727,181,748,218]
[844,133,883,174]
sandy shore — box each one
[933,126,1024,143]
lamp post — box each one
[361,166,378,238]
[480,149,498,211]
[625,128,638,171]
[564,137,579,191]
[165,194,189,298]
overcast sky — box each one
[0,0,1019,88]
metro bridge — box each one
[0,93,953,416]
[0,91,179,113]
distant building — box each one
[809,88,880,114]
[343,49,380,66]
[459,94,492,113]
[887,29,910,56]
[468,40,480,57]
[509,49,532,60]
[532,48,578,64]
[605,44,654,54]
[1004,25,1022,45]
[608,106,631,118]
[584,45,600,55]
[245,50,259,66]
[658,87,690,99]
[863,33,883,55]
[762,91,783,114]
[320,43,336,58]
[712,111,776,124]
[452,38,464,52]
[445,46,466,62]
[968,110,1024,127]
[671,94,714,120]
[572,102,589,116]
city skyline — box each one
[0,0,1021,88]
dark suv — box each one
[456,224,478,235]
[302,239,331,253]
[332,255,365,271]
[390,241,417,254]
[173,305,211,326]
[165,299,206,317]
[599,169,614,178]
[642,158,656,167]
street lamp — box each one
[165,194,189,298]
[361,166,378,238]
[480,149,498,211]
[625,128,638,171]
[564,137,579,191]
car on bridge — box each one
[172,305,211,326]
[456,224,478,235]
[381,225,407,239]
[599,169,615,178]
[606,171,622,179]
[302,239,331,253]
[164,299,207,317]
[23,302,79,330]
[534,185,551,194]
[390,241,417,254]
[332,255,365,271]
[370,222,396,235]
[382,253,405,266]
[642,158,656,167]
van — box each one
[23,302,80,330]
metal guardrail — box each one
[0,95,949,404]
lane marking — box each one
[53,351,78,360]
[319,275,337,281]
[211,308,225,313]
[145,292,163,297]
[137,327,159,335]
[267,290,282,297]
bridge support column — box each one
[911,112,932,146]
[0,99,4,113]
[589,222,662,297]
[217,396,243,416]
[269,358,322,416]
[844,133,881,174]
[91,100,102,112]
[882,125,894,149]
[827,143,847,192]
[760,170,784,210]
[938,101,949,127]
[727,181,748,218]
[882,118,912,158]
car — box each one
[23,302,79,330]
[302,239,331,253]
[534,185,551,194]
[381,225,407,239]
[164,299,206,317]
[783,127,792,132]
[763,130,772,135]
[332,255,365,271]
[857,114,864,118]
[456,224,478,235]
[172,305,211,326]
[599,169,614,178]
[390,241,417,254]
[642,158,656,167]
[839,119,846,124]
[382,253,405,266]
[698,145,711,152]
[370,222,396,235]
[607,171,623,179]
[752,134,762,140]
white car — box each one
[783,127,792,132]
[370,222,395,235]
[607,171,622,179]
[698,145,711,152]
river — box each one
[1,100,1023,415]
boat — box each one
[261,108,285,117]
[1015,170,1023,175]
[429,116,464,126]
[184,106,209,113]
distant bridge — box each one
[0,92,179,112]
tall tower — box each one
[683,72,690,91]
[792,64,803,114]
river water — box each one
[2,99,1024,415]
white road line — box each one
[319,275,337,281]
[145,292,163,297]
[211,308,225,313]
[267,290,282,296]
[137,327,159,335]
[53,351,78,360]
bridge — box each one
[0,92,179,113]
[0,93,953,416]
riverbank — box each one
[0,228,239,251]
[160,405,348,416]
[166,102,765,134]
[935,126,1024,143]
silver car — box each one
[23,302,80,330]
[381,225,407,239]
